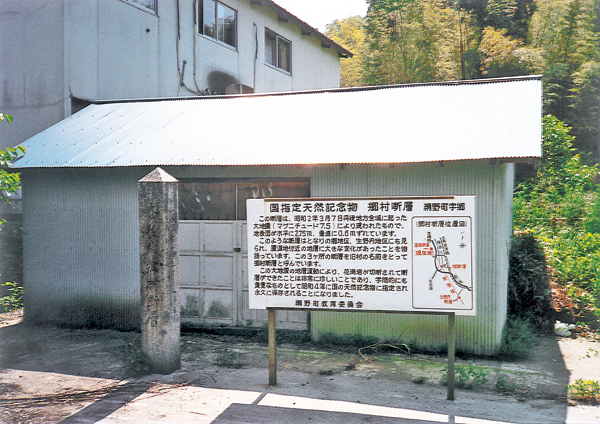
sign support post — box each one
[268,308,277,386]
[248,196,475,398]
[447,312,456,400]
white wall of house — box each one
[0,0,67,149]
[0,0,342,149]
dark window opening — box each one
[179,179,310,220]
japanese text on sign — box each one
[247,197,476,315]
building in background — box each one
[0,0,352,275]
[0,0,351,150]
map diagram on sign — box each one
[411,217,473,311]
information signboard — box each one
[247,196,475,315]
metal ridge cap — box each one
[77,75,544,106]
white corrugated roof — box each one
[14,76,542,168]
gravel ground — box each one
[0,311,599,423]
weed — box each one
[497,318,537,360]
[214,349,244,368]
[0,281,22,312]
[567,379,600,403]
[412,376,427,384]
[495,375,518,393]
[123,343,152,378]
[442,364,489,389]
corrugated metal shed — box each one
[14,76,542,169]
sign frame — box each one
[247,196,476,316]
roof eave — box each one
[256,0,354,58]
[15,157,541,170]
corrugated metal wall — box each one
[309,161,514,355]
[22,167,151,328]
[21,161,514,354]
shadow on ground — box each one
[0,318,581,424]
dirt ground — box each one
[1,310,599,424]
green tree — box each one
[364,0,435,84]
[424,1,480,80]
[0,115,23,203]
[0,146,23,204]
[0,114,25,311]
[528,0,599,155]
[326,16,367,88]
[364,0,479,84]
[478,26,541,76]
[485,0,536,39]
[569,61,600,155]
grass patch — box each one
[214,349,244,368]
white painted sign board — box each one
[247,197,475,315]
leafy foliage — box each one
[326,16,366,87]
[514,116,600,316]
[0,145,25,204]
[567,378,600,403]
[363,0,479,84]
[442,364,489,389]
[214,349,244,368]
[478,26,539,76]
[0,281,23,312]
[1,114,25,312]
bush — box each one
[507,233,554,333]
[513,115,600,318]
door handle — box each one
[233,247,241,253]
